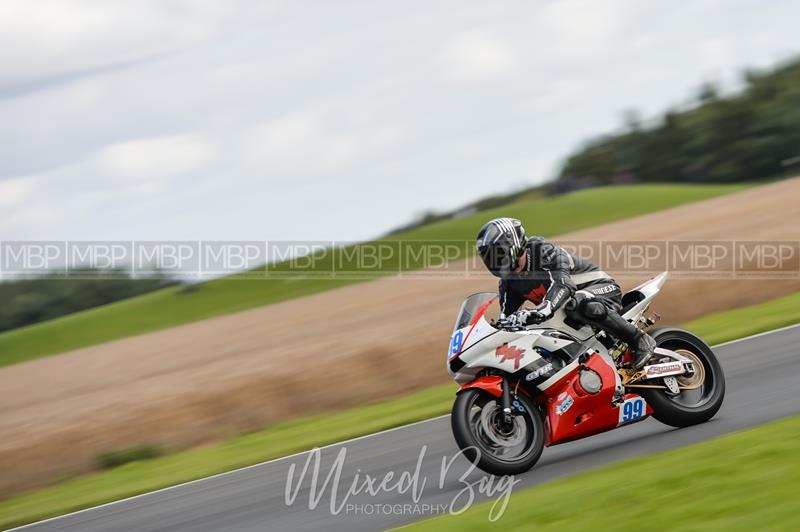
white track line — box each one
[9,415,449,531]
[11,322,800,530]
[709,322,800,348]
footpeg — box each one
[663,377,680,394]
[641,313,660,328]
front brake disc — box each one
[478,401,525,447]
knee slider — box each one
[570,291,591,307]
[581,300,607,320]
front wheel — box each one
[639,328,726,428]
[451,388,545,475]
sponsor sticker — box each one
[525,362,554,381]
[645,362,684,377]
[556,394,574,415]
[590,284,617,295]
[512,400,526,413]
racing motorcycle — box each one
[447,272,725,475]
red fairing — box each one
[459,376,503,398]
[459,375,533,399]
[543,352,651,446]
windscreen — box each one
[453,292,500,331]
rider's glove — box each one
[523,301,554,326]
[502,302,554,328]
[503,311,528,328]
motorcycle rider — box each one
[476,217,655,369]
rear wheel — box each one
[639,328,725,427]
[451,388,544,475]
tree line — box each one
[556,57,800,186]
[0,272,175,333]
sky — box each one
[1,0,798,242]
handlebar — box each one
[493,317,527,331]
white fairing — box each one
[450,319,553,384]
[621,271,668,322]
[448,297,595,386]
[448,272,669,387]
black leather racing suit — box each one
[498,236,657,366]
[498,236,621,317]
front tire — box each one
[640,328,725,428]
[451,388,544,475]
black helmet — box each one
[476,218,526,277]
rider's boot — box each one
[596,311,655,369]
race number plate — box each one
[618,396,646,424]
[448,330,464,360]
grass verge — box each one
[404,415,800,531]
[0,183,746,367]
[0,287,796,529]
[0,384,457,530]
[683,290,800,345]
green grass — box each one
[0,286,796,529]
[404,415,800,531]
[683,290,800,345]
[0,183,747,366]
[0,383,458,530]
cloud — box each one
[0,0,267,84]
[0,0,798,243]
[0,176,36,208]
[241,111,408,179]
[523,79,584,114]
[243,112,357,173]
[700,38,733,71]
[99,135,216,182]
[536,0,632,64]
[439,32,517,83]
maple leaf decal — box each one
[525,283,547,304]
[495,343,525,369]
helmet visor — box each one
[478,244,515,277]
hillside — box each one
[0,177,796,496]
[0,183,744,366]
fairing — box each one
[448,272,670,446]
[541,351,652,445]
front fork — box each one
[501,376,512,423]
[458,374,527,423]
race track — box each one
[16,325,800,532]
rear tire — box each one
[451,388,544,475]
[639,328,725,428]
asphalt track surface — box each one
[16,325,800,532]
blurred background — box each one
[1,1,800,530]
[2,0,799,242]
